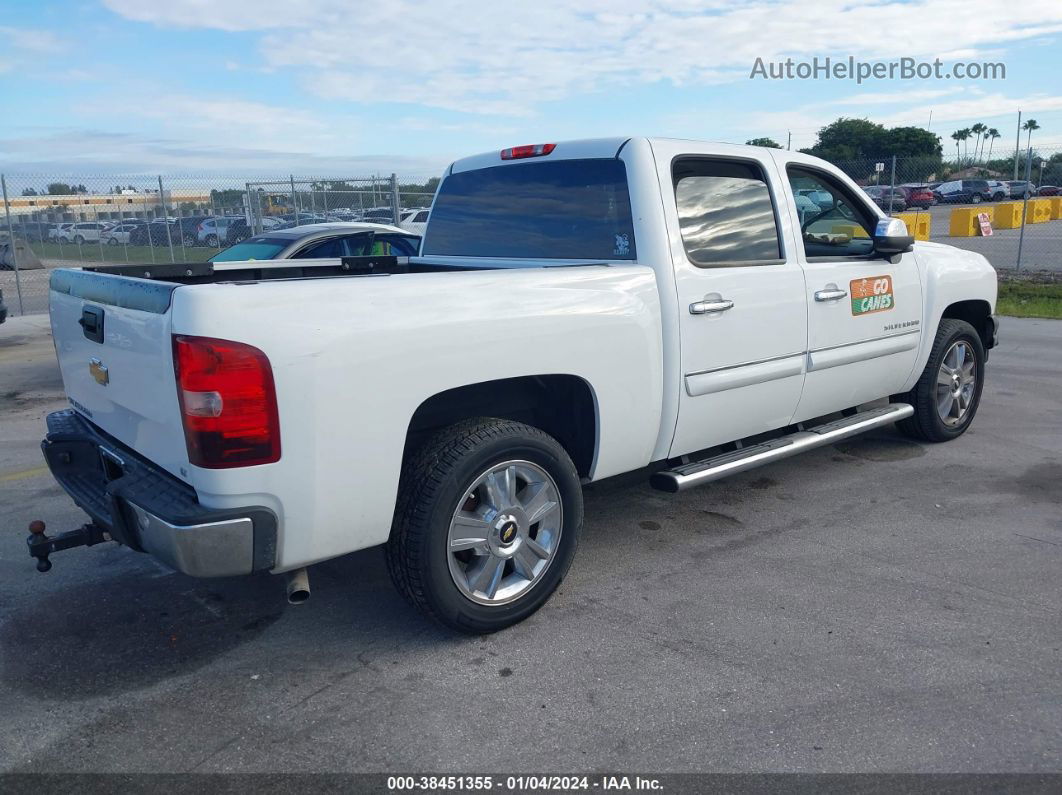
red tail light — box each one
[173,335,280,468]
[501,143,556,160]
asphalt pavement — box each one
[0,314,1059,773]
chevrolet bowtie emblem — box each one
[89,358,109,386]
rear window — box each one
[211,237,289,262]
[423,159,636,260]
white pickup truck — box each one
[29,138,997,633]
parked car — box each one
[935,180,992,204]
[1005,180,1036,199]
[10,222,58,243]
[1036,185,1060,196]
[128,219,179,246]
[985,181,1009,201]
[48,223,74,242]
[212,222,421,261]
[31,138,998,633]
[172,215,212,246]
[794,189,833,210]
[902,185,937,208]
[100,222,142,245]
[65,222,109,244]
[399,208,431,236]
[861,186,907,212]
[195,216,245,247]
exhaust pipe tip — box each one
[286,567,310,605]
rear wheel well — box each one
[404,375,597,478]
[941,300,994,350]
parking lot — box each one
[1,313,1059,773]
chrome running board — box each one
[650,403,914,493]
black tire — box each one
[970,194,981,204]
[74,235,85,244]
[205,234,219,247]
[107,237,118,246]
[386,418,583,634]
[894,319,985,443]
[183,235,197,247]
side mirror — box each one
[873,217,914,256]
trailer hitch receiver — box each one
[26,520,110,573]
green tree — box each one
[745,137,782,148]
[970,122,987,162]
[1022,118,1040,152]
[47,182,74,195]
[802,118,888,161]
[984,128,1001,165]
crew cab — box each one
[28,138,997,633]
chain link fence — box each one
[2,149,1060,317]
[0,172,439,315]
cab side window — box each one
[673,159,782,266]
[787,167,876,259]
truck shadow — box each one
[0,547,446,701]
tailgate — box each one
[49,269,190,480]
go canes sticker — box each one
[850,275,894,315]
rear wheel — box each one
[74,235,85,244]
[895,319,985,442]
[970,194,982,204]
[205,234,219,247]
[387,418,582,633]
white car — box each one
[63,222,109,244]
[32,137,997,634]
[49,223,74,241]
[100,222,141,245]
[399,208,430,236]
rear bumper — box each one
[41,410,277,577]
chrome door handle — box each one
[814,288,848,302]
[690,299,734,315]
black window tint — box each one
[423,159,636,260]
[673,159,781,266]
[414,211,429,222]
[293,237,342,259]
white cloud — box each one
[102,0,1062,116]
[0,25,64,53]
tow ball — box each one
[26,520,110,573]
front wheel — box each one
[970,194,982,204]
[205,234,219,247]
[387,418,583,633]
[73,235,85,244]
[894,319,985,442]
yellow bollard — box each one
[894,212,931,241]
[1047,196,1062,221]
[992,202,1024,229]
[949,206,993,236]
[831,224,869,239]
[1027,198,1052,224]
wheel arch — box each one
[403,374,599,479]
[941,299,995,351]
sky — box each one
[2,0,1061,179]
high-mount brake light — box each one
[500,143,557,160]
[173,335,281,469]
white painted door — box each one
[649,142,809,458]
[778,162,923,422]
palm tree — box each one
[1022,118,1040,151]
[970,122,987,162]
[984,128,1000,166]
[951,130,963,164]
[956,128,972,165]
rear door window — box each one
[673,159,782,266]
[424,158,636,260]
